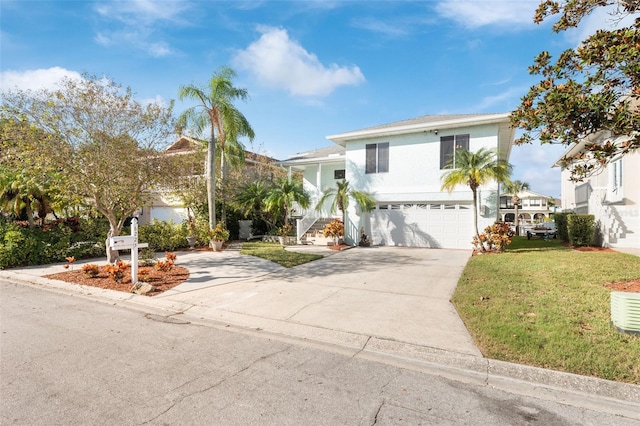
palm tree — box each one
[234,180,275,229]
[177,66,254,230]
[503,180,530,235]
[0,168,54,228]
[316,179,376,225]
[264,177,310,226]
[441,148,512,251]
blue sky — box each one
[1,1,633,198]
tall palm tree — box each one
[441,148,511,251]
[177,66,254,230]
[265,177,310,226]
[503,179,530,235]
[316,179,376,225]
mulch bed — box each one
[45,265,189,296]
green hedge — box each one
[137,220,189,252]
[554,213,570,242]
[568,214,595,247]
[0,219,105,269]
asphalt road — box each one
[2,280,638,425]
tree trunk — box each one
[472,189,484,252]
[24,199,36,229]
[513,195,520,236]
[105,215,120,264]
[207,132,216,230]
[105,229,120,264]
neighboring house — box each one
[139,136,281,225]
[279,113,515,249]
[555,135,640,249]
[499,189,555,224]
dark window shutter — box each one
[440,136,454,169]
[378,142,389,173]
[366,144,376,174]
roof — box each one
[286,145,345,161]
[326,112,515,162]
[500,188,553,199]
[164,136,279,163]
[164,136,203,154]
[327,113,512,144]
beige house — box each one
[139,136,281,226]
[499,189,556,225]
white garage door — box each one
[371,202,474,249]
[150,207,187,224]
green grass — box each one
[452,236,640,384]
[240,241,323,268]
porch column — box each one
[316,163,322,206]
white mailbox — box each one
[109,235,136,250]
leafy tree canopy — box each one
[2,75,177,261]
[511,0,639,181]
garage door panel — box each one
[372,203,473,249]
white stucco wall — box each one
[340,123,504,245]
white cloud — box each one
[472,86,528,112]
[93,0,188,56]
[233,27,365,97]
[435,0,539,29]
[95,0,189,25]
[0,67,82,92]
[351,17,410,37]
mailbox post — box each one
[108,217,148,285]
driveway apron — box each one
[157,246,481,357]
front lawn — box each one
[452,236,640,384]
[240,241,323,268]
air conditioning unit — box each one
[611,292,640,335]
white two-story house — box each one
[499,189,556,224]
[280,113,515,250]
[555,132,640,249]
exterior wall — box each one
[342,123,502,245]
[300,161,345,218]
[562,150,640,248]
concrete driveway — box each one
[155,246,480,357]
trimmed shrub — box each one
[138,220,187,252]
[554,213,571,242]
[568,214,595,247]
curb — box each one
[2,271,639,421]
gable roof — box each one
[164,136,203,154]
[164,136,279,164]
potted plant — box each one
[208,223,229,251]
[186,212,197,249]
[278,223,292,246]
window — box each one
[529,199,541,206]
[366,142,389,174]
[607,158,624,202]
[440,134,470,169]
[334,169,345,179]
[500,196,514,209]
